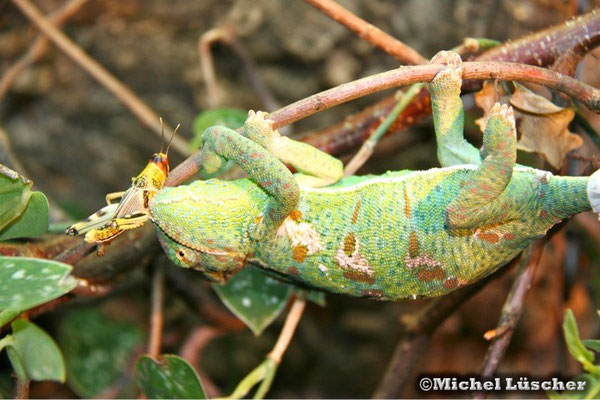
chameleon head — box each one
[154,227,241,283]
[149,179,259,284]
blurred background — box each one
[2,0,600,398]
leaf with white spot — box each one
[58,309,144,398]
[212,266,292,336]
[0,165,49,240]
[136,354,206,399]
[1,319,66,382]
[0,257,77,311]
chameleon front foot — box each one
[428,50,480,167]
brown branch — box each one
[301,9,600,157]
[0,0,89,100]
[268,297,306,364]
[303,0,427,65]
[373,265,511,399]
[477,8,600,65]
[10,0,191,156]
[148,264,165,359]
[15,379,29,399]
[475,240,545,399]
[199,28,226,109]
[169,61,600,185]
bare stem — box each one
[0,0,89,100]
[148,264,165,359]
[304,0,427,65]
[267,297,306,364]
[475,240,545,399]
[169,61,600,186]
[10,0,190,156]
[199,28,227,108]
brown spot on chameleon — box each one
[289,209,302,221]
[443,277,459,290]
[292,245,308,263]
[403,188,411,218]
[343,270,375,285]
[409,231,420,258]
[476,232,499,243]
[343,233,356,256]
[417,266,446,282]
[351,198,361,224]
[287,266,300,276]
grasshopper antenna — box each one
[166,123,180,155]
[159,117,165,154]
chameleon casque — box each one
[148,51,600,301]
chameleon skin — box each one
[149,51,599,300]
[151,166,589,300]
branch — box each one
[475,240,545,399]
[303,0,427,65]
[301,9,600,157]
[148,263,165,359]
[10,0,191,156]
[0,0,89,100]
[169,61,600,185]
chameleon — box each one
[145,50,600,301]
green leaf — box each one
[301,289,326,307]
[583,339,600,353]
[563,309,595,367]
[191,108,247,150]
[136,354,206,399]
[213,266,292,336]
[0,257,77,311]
[6,319,66,382]
[0,192,49,240]
[0,165,32,231]
[58,309,144,398]
[0,371,13,399]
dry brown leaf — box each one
[474,82,582,169]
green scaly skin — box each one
[150,51,597,301]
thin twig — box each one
[267,297,306,364]
[10,0,190,156]
[0,0,89,100]
[300,9,600,157]
[343,83,424,175]
[303,0,427,65]
[168,60,600,186]
[148,264,165,359]
[269,61,600,128]
[199,28,226,108]
[226,35,281,112]
[475,240,545,399]
[15,379,29,399]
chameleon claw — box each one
[247,110,275,129]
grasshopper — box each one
[66,119,179,254]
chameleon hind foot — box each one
[428,51,480,167]
[446,102,517,230]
